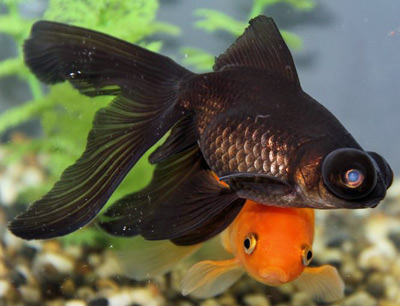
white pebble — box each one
[365,214,400,243]
[34,251,75,274]
[359,241,396,272]
[95,251,122,278]
[21,166,44,187]
[243,293,271,306]
[0,177,18,206]
[291,292,316,306]
[386,179,400,199]
[107,287,164,306]
[19,285,41,303]
[0,279,10,297]
[3,230,25,252]
[343,291,377,306]
[384,274,400,302]
[65,300,87,306]
[200,299,220,306]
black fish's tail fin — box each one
[9,21,192,240]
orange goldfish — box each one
[181,200,344,302]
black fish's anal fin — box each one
[139,170,243,244]
[170,197,245,246]
[98,146,206,237]
[220,172,295,202]
[214,16,299,85]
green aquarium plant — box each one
[0,0,314,245]
[182,0,315,71]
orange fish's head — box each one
[230,203,315,286]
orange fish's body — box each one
[228,202,314,285]
[182,201,344,302]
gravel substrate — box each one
[0,145,399,306]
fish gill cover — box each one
[0,0,315,245]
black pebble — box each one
[344,285,355,296]
[326,259,342,270]
[263,287,290,304]
[11,270,27,287]
[366,274,385,298]
[88,297,109,306]
[366,282,385,298]
[326,233,349,248]
[388,231,400,251]
[110,275,136,286]
[72,274,85,288]
[19,245,38,259]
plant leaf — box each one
[181,47,214,72]
[194,9,246,36]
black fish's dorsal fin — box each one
[214,16,299,85]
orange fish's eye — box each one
[302,245,313,266]
[244,233,257,255]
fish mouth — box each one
[259,268,289,286]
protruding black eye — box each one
[244,233,257,255]
[322,148,377,200]
[302,245,313,266]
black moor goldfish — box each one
[181,201,344,302]
[9,16,393,242]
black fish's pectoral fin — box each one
[214,16,299,85]
[220,172,295,202]
[98,146,206,236]
[139,170,245,244]
[9,21,192,240]
[149,114,198,164]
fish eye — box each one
[343,169,364,188]
[302,245,313,266]
[244,233,257,255]
[322,148,377,200]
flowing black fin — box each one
[139,171,242,242]
[170,198,245,246]
[99,146,207,236]
[9,21,192,240]
[23,21,191,96]
[214,16,299,85]
[149,114,198,164]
